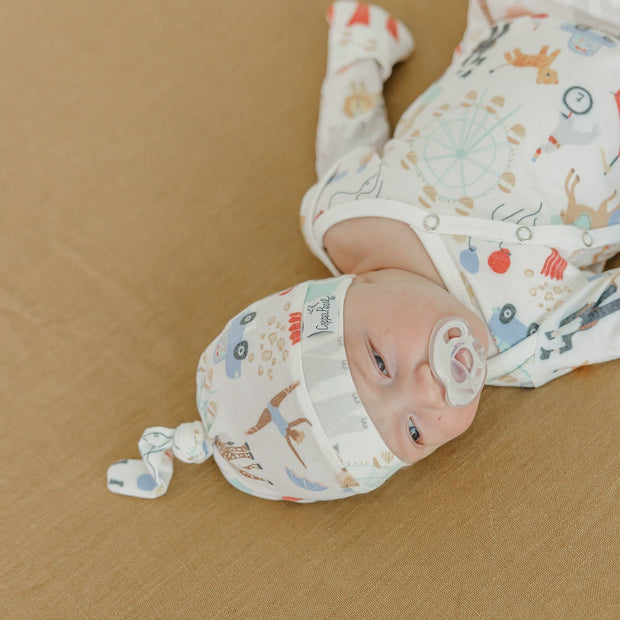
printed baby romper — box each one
[301,1,620,388]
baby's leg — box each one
[315,2,414,178]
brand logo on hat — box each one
[305,294,338,336]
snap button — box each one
[581,230,593,247]
[516,226,533,242]
[423,214,440,231]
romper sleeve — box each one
[486,268,620,387]
[465,0,620,37]
[526,268,620,387]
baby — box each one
[108,0,620,502]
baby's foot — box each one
[326,1,414,80]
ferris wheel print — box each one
[400,89,526,215]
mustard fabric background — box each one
[1,1,617,617]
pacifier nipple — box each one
[428,317,487,407]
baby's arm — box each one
[498,268,620,387]
[315,2,414,177]
[466,0,620,36]
[466,0,547,30]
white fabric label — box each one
[303,293,339,337]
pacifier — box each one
[428,317,487,407]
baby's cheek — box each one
[372,406,415,462]
[442,400,479,441]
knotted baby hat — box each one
[107,275,404,502]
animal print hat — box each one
[107,275,404,502]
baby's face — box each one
[343,269,489,465]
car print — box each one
[488,303,538,351]
[560,23,616,57]
[213,310,257,378]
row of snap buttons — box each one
[421,215,594,247]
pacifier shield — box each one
[428,317,487,407]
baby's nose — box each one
[412,362,446,409]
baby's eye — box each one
[408,419,421,443]
[373,351,388,376]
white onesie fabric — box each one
[302,1,620,389]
